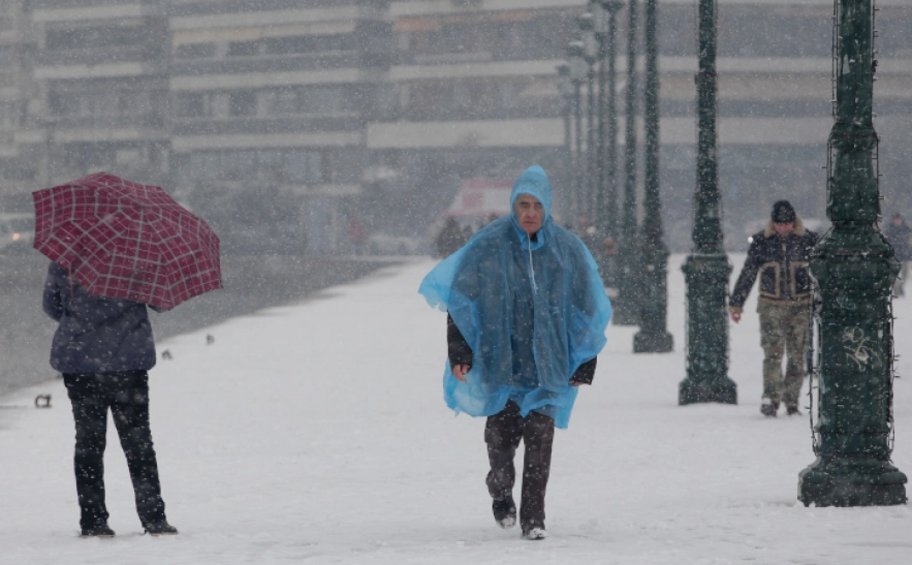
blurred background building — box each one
[0,0,910,254]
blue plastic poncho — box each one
[419,165,612,428]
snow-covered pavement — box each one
[1,255,910,565]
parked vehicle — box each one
[0,213,34,254]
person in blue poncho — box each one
[419,165,612,540]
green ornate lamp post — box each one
[591,0,624,254]
[579,12,598,218]
[567,40,587,222]
[797,0,906,507]
[612,0,640,326]
[633,0,673,353]
[557,63,575,217]
[678,0,736,404]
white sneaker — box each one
[522,527,547,540]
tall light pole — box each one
[579,12,598,223]
[612,0,640,326]
[591,0,624,285]
[798,0,906,507]
[567,40,587,223]
[633,0,673,353]
[678,0,736,404]
[592,1,609,239]
[557,63,575,219]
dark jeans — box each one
[485,401,555,531]
[63,371,167,530]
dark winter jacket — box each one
[435,218,467,258]
[42,262,157,374]
[446,313,597,385]
[729,218,819,311]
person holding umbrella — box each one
[34,173,222,537]
[43,262,177,537]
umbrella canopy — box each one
[32,172,222,310]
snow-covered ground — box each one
[1,254,910,565]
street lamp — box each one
[557,63,575,218]
[612,0,640,326]
[579,12,598,223]
[797,0,907,506]
[633,0,673,353]
[591,0,624,284]
[567,40,587,224]
[678,0,736,404]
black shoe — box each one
[522,526,547,540]
[786,406,802,416]
[144,522,178,535]
[492,497,516,529]
[760,397,778,417]
[81,524,115,537]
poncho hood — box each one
[509,164,553,242]
[419,165,612,428]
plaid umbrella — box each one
[32,172,222,310]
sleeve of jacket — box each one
[729,236,763,309]
[447,313,473,368]
[42,262,66,321]
[570,357,597,385]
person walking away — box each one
[43,262,177,537]
[419,165,612,540]
[729,200,818,417]
[884,212,911,297]
[434,216,467,258]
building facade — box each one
[1,0,910,252]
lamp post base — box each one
[679,253,735,404]
[678,375,737,405]
[799,457,907,507]
[633,329,673,353]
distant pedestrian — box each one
[884,212,911,297]
[419,165,612,540]
[433,216,467,258]
[43,262,177,537]
[729,200,819,417]
[348,214,367,255]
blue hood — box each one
[509,164,553,226]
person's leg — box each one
[519,410,555,536]
[485,401,523,527]
[63,373,111,532]
[758,301,786,414]
[782,303,811,413]
[106,371,168,529]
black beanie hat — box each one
[771,200,796,223]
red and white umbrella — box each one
[33,172,222,310]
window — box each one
[286,150,323,183]
[46,25,145,50]
[181,150,324,184]
[228,41,260,57]
[174,93,205,117]
[174,43,216,59]
[229,92,256,116]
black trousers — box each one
[63,371,167,530]
[485,401,555,530]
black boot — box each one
[144,521,178,535]
[492,496,516,529]
[81,523,115,537]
